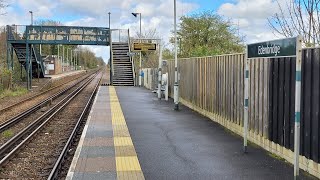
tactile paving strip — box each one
[109,86,145,180]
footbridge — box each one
[6,25,134,89]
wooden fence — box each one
[142,48,320,177]
[164,54,271,137]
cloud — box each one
[217,0,285,43]
[0,0,199,63]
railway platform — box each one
[67,86,315,180]
[45,70,86,80]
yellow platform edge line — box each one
[109,86,145,180]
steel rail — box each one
[0,72,100,167]
[0,71,87,114]
[0,71,96,133]
[47,72,103,180]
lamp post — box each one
[132,12,142,87]
[173,0,179,110]
[108,12,112,84]
[29,11,33,25]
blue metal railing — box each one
[7,25,110,46]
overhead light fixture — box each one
[132,13,139,17]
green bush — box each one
[1,130,14,138]
[0,67,12,90]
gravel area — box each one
[0,72,86,110]
[0,72,102,179]
[0,74,92,146]
[0,72,92,125]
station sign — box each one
[133,43,157,51]
[127,52,139,56]
[247,37,297,59]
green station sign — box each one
[247,37,297,59]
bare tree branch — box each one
[269,0,320,46]
[0,0,8,16]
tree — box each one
[77,47,105,69]
[174,11,244,58]
[162,47,174,60]
[0,0,8,15]
[268,0,320,46]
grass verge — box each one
[0,86,28,99]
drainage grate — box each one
[101,83,110,86]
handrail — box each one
[128,29,136,86]
[110,30,114,80]
[32,45,45,77]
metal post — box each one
[62,46,65,72]
[77,51,78,70]
[58,45,60,73]
[243,49,249,153]
[139,13,142,87]
[173,0,179,110]
[158,42,162,99]
[140,14,142,39]
[26,43,30,90]
[66,48,69,72]
[29,46,33,89]
[294,35,302,179]
[74,52,76,71]
[74,51,76,70]
[71,49,73,71]
[108,12,112,85]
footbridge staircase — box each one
[7,26,45,78]
[111,30,135,86]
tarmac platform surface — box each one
[67,86,315,180]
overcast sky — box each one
[0,0,283,63]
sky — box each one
[0,0,283,63]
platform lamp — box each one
[132,12,142,87]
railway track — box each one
[0,70,103,179]
[0,71,97,146]
[0,71,88,120]
[48,71,103,179]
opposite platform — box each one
[66,86,144,180]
